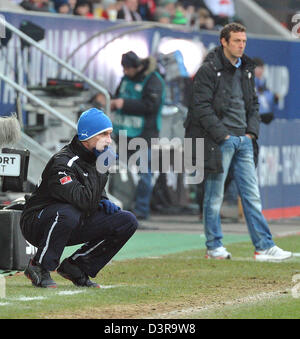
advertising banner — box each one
[258,120,300,219]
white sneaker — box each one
[205,246,232,259]
[254,246,292,262]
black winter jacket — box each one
[114,57,165,143]
[184,46,260,174]
[21,136,108,222]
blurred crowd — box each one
[11,0,242,31]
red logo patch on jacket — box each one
[60,176,72,185]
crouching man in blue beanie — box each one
[20,108,138,288]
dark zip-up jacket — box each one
[114,57,165,143]
[184,46,260,173]
[21,136,108,222]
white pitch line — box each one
[151,290,288,319]
[99,284,124,289]
[14,296,47,301]
[1,285,123,304]
[0,302,10,306]
[57,290,85,296]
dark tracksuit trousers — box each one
[21,204,138,277]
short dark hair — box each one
[220,23,246,43]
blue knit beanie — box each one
[77,108,113,141]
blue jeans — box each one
[134,172,153,218]
[203,135,274,251]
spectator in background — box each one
[20,0,51,12]
[157,0,177,20]
[117,0,142,21]
[153,7,171,24]
[203,0,235,27]
[172,6,188,25]
[54,0,72,14]
[184,3,196,26]
[138,0,156,21]
[93,0,122,20]
[74,0,94,17]
[253,57,277,124]
[111,51,165,221]
[194,7,215,30]
[88,90,109,112]
[68,0,77,12]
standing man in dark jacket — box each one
[111,51,165,220]
[184,23,291,261]
[21,108,138,288]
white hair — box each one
[0,114,21,147]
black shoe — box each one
[24,260,57,288]
[57,258,100,288]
